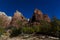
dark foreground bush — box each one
[10,27,21,37]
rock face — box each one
[0,9,51,28]
[30,9,43,23]
[0,12,12,28]
[43,14,51,22]
[29,9,50,25]
[10,10,27,28]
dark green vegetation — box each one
[0,17,60,38]
[0,27,6,37]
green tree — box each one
[51,17,60,37]
[39,20,51,34]
[32,25,41,34]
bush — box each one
[22,26,35,34]
[0,27,5,36]
[10,27,21,37]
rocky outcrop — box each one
[30,9,43,23]
[29,9,50,25]
[43,14,51,22]
[0,12,12,28]
[10,10,27,28]
[29,9,43,25]
[0,9,51,28]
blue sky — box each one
[0,0,60,19]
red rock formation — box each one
[34,9,43,21]
[0,12,11,28]
[29,9,51,25]
[0,9,51,28]
[10,10,27,28]
[30,9,43,23]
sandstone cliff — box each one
[10,10,27,28]
[0,12,12,28]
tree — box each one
[32,25,41,34]
[39,20,51,35]
[51,17,60,37]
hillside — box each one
[0,9,60,40]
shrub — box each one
[0,27,5,37]
[22,26,35,34]
[10,27,21,37]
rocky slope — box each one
[0,34,59,40]
[0,9,59,40]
